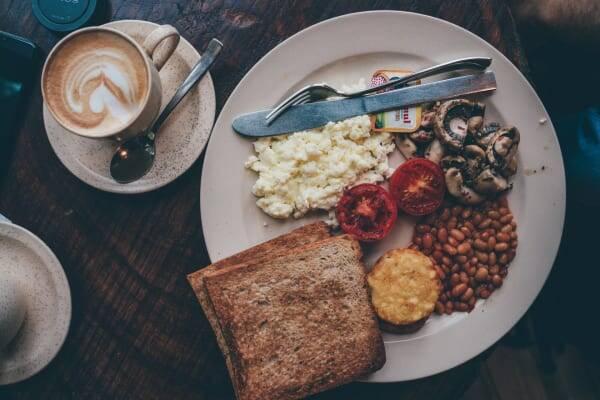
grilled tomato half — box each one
[336,183,397,241]
[390,158,445,216]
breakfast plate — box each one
[200,11,565,381]
[45,19,216,194]
[0,219,71,385]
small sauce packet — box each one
[370,69,421,133]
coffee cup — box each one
[41,24,181,140]
[0,277,26,351]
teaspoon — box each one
[110,38,223,184]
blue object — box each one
[554,106,600,205]
[32,0,104,32]
[0,213,9,223]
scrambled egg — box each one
[245,114,395,221]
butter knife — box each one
[232,72,496,137]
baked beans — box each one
[411,197,518,314]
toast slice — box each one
[186,222,331,397]
[203,235,385,400]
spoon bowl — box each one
[110,133,156,184]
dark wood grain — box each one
[0,1,526,398]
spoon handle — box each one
[151,38,223,133]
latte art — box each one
[43,31,149,136]
[65,50,142,126]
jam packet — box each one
[370,69,421,133]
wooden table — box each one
[0,1,527,398]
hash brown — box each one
[367,248,441,331]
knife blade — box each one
[232,71,496,137]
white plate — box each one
[0,221,71,385]
[200,11,565,381]
[45,19,216,194]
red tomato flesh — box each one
[336,183,397,242]
[389,158,445,216]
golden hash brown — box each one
[367,248,441,327]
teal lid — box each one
[32,0,103,32]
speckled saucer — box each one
[44,20,216,194]
[0,219,71,385]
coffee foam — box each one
[44,31,149,136]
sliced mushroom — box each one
[463,145,486,179]
[424,138,445,164]
[440,155,467,171]
[501,156,518,177]
[486,126,520,171]
[395,134,418,160]
[473,168,509,194]
[468,115,484,135]
[444,168,486,205]
[434,99,486,151]
[441,155,488,204]
[409,129,435,143]
[472,122,500,148]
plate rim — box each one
[0,221,72,385]
[44,19,216,194]
[200,10,566,382]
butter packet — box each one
[370,69,421,133]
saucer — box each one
[0,220,71,385]
[44,19,216,194]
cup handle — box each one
[142,25,180,71]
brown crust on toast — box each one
[187,221,330,289]
[204,235,385,400]
[186,222,331,399]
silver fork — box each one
[265,56,491,125]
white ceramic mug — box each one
[41,24,181,140]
